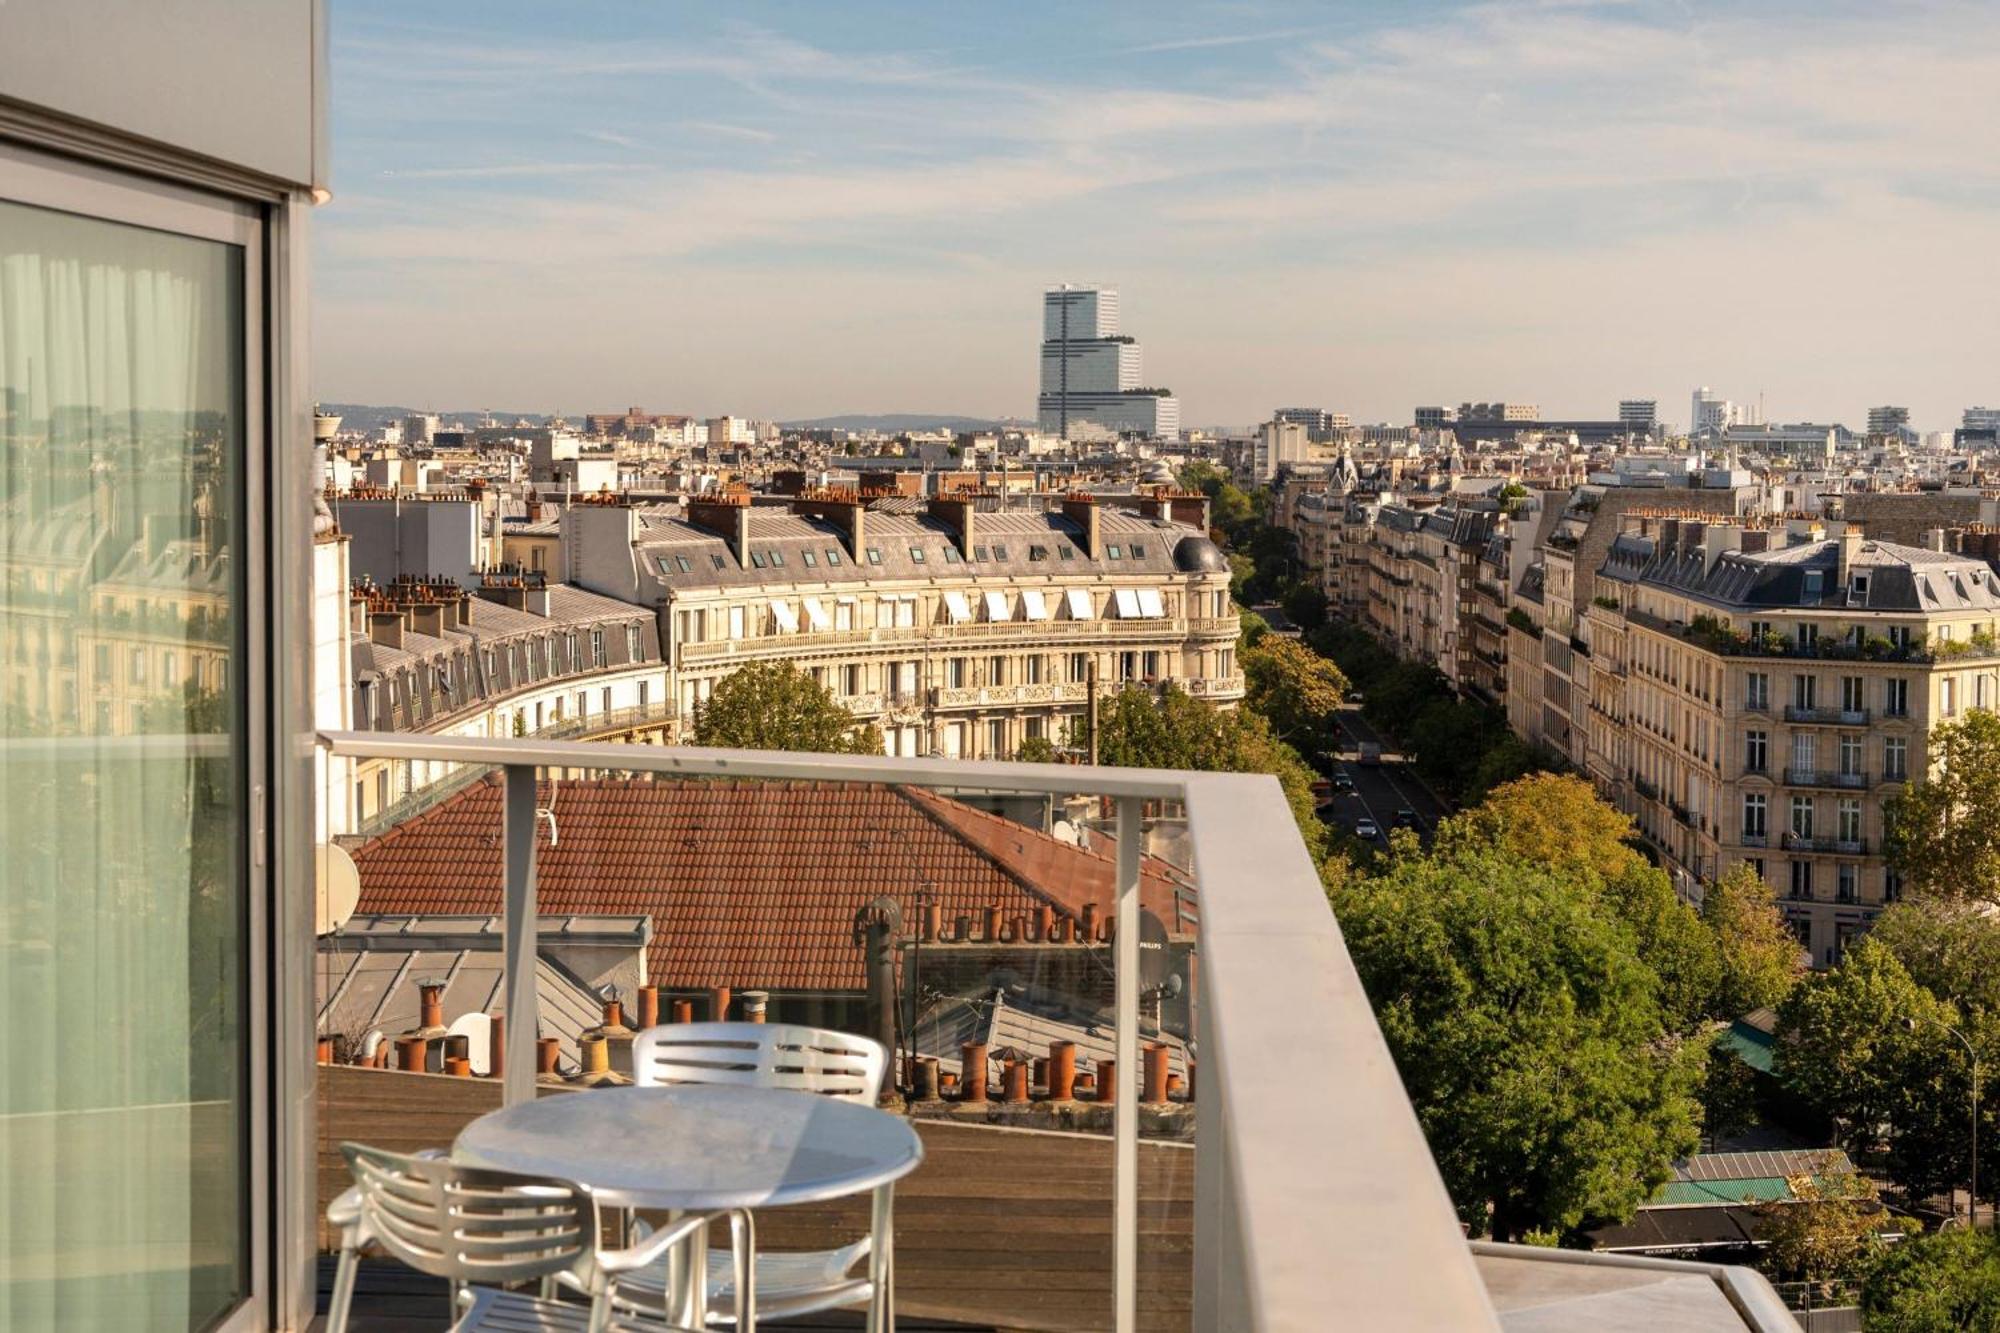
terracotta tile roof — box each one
[350,778,1195,993]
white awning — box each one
[983,590,1011,622]
[1113,589,1142,619]
[769,600,799,633]
[801,597,831,631]
[1021,589,1049,621]
[1065,588,1095,620]
[1137,588,1166,618]
[943,591,974,624]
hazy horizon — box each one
[314,1,2000,433]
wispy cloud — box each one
[684,121,779,144]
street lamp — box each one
[1907,1014,1981,1226]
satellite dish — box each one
[1051,819,1081,846]
[448,1012,493,1076]
[361,1029,384,1063]
[316,843,361,936]
[1137,909,1173,993]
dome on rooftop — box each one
[1174,535,1229,573]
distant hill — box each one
[315,403,556,435]
[780,413,1020,433]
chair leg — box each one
[729,1208,757,1330]
[868,1184,895,1333]
[326,1241,359,1333]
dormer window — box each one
[1850,574,1868,599]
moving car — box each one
[1332,769,1355,792]
[1355,817,1381,840]
[1394,808,1420,829]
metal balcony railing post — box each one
[503,762,540,1106]
[1114,795,1141,1333]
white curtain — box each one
[0,199,244,1329]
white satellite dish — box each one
[316,843,361,936]
[447,1012,493,1076]
[361,1029,384,1064]
[1051,819,1081,846]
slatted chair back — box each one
[631,1022,887,1103]
[339,1143,592,1287]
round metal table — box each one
[455,1085,923,1330]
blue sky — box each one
[315,1,2000,430]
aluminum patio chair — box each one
[619,1022,892,1326]
[328,1141,749,1333]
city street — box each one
[1317,705,1452,850]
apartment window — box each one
[1130,542,1147,559]
[627,625,643,660]
[1144,651,1161,680]
[129,648,146,684]
[841,664,861,696]
[591,629,607,667]
[1751,620,1773,642]
[1837,798,1862,844]
[947,658,967,688]
[1025,655,1045,684]
[1070,652,1090,683]
[1837,863,1859,905]
[973,545,989,561]
[993,544,1010,560]
[826,548,843,566]
[1746,672,1769,711]
[988,720,1007,755]
[1792,731,1816,775]
[1748,858,1765,882]
[1851,574,1869,599]
[1839,734,1862,776]
[1841,676,1864,713]
[711,553,727,570]
[769,549,785,567]
[674,554,692,573]
[1742,793,1767,838]
[638,680,649,709]
[1029,545,1048,562]
[1790,860,1814,901]
[1058,545,1075,560]
[909,547,926,564]
[1942,676,1957,717]
[1886,868,1905,903]
[1790,796,1814,840]
[1884,677,1909,716]
[749,550,767,569]
[1802,571,1823,604]
[942,547,961,564]
[1026,716,1045,740]
[866,547,884,565]
[728,606,746,639]
[1106,544,1123,560]
[1888,625,1913,650]
[1744,730,1767,773]
[987,655,1006,686]
[1220,647,1235,677]
[1884,736,1908,781]
[1792,674,1816,710]
[94,642,111,680]
[1119,652,1138,681]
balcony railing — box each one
[314,730,1792,1330]
[1783,768,1870,789]
[1783,831,1869,855]
[1784,705,1869,726]
[677,615,1210,665]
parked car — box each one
[1355,818,1381,840]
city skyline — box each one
[316,1,2000,428]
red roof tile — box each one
[349,778,1193,993]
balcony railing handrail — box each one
[316,729,1504,1331]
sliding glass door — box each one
[1,175,259,1330]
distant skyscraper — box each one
[1618,400,1658,434]
[1867,405,1911,437]
[1414,406,1455,430]
[1690,387,1737,436]
[1038,285,1180,439]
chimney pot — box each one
[671,998,694,1023]
[636,985,660,1030]
[1034,905,1054,942]
[396,1036,428,1073]
[741,990,770,1023]
[1049,1040,1079,1100]
[1142,1043,1171,1105]
[983,905,1003,943]
[960,1042,989,1103]
[1095,1058,1117,1104]
[709,986,732,1022]
[913,1056,941,1102]
[419,982,446,1032]
[1002,1060,1030,1104]
[536,1037,562,1079]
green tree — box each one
[1701,864,1806,1019]
[1241,633,1348,757]
[1279,581,1329,632]
[1084,684,1327,861]
[1757,1161,1904,1303]
[1700,1041,1760,1142]
[1236,607,1271,648]
[1885,708,2000,902]
[1332,845,1703,1239]
[691,662,883,754]
[1013,735,1060,763]
[1871,896,2000,1018]
[1862,1227,2000,1331]
[1775,939,1955,1158]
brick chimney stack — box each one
[687,490,753,568]
[1061,493,1101,559]
[928,491,975,559]
[791,488,867,561]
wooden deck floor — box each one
[312,1257,995,1332]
